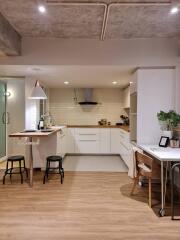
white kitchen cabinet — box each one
[110,128,131,167]
[110,128,121,154]
[123,86,130,108]
[57,127,67,158]
[66,128,75,153]
[74,128,100,154]
[100,128,111,153]
[130,68,175,144]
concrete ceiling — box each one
[0,65,133,88]
[0,0,179,40]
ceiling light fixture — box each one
[170,6,179,14]
[38,5,46,13]
[112,81,117,85]
[64,81,69,85]
[29,80,47,100]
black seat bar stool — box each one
[43,155,64,184]
[171,162,180,220]
[3,155,28,184]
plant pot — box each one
[162,130,173,138]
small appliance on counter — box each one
[116,115,129,126]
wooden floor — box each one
[0,171,180,240]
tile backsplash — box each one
[49,88,126,125]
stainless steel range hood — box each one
[78,88,98,105]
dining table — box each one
[138,144,180,217]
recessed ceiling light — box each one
[64,81,69,85]
[170,7,179,14]
[38,5,46,13]
[112,81,117,85]
[130,81,133,84]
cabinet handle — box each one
[79,140,97,142]
[2,112,6,124]
[79,133,96,135]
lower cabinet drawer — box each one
[75,140,99,153]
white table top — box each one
[138,144,180,162]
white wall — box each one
[49,88,126,125]
[0,38,179,66]
[25,77,40,129]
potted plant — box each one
[157,110,180,138]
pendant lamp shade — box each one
[29,80,47,99]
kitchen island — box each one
[9,126,66,186]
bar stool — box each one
[171,162,180,220]
[3,155,28,184]
[43,155,64,184]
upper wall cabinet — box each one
[123,86,130,108]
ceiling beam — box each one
[0,12,21,56]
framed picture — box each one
[159,136,169,147]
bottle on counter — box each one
[39,117,44,130]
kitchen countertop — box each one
[67,125,130,132]
[9,126,66,138]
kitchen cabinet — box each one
[110,128,121,154]
[100,128,111,153]
[74,128,100,154]
[57,127,67,158]
[66,127,131,168]
[130,68,175,144]
[66,128,75,153]
[110,128,131,167]
[123,86,130,108]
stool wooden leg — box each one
[149,177,152,208]
[130,173,140,195]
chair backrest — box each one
[135,151,153,172]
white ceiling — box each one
[0,65,133,88]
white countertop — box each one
[138,144,180,162]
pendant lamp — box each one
[29,80,47,99]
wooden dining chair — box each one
[130,151,153,207]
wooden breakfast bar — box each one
[9,127,64,187]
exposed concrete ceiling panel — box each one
[0,12,21,55]
[0,0,179,40]
[106,5,180,39]
[0,0,105,38]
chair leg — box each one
[130,174,139,195]
[23,159,28,179]
[19,160,23,184]
[171,165,175,220]
[58,161,63,184]
[3,160,9,185]
[43,160,49,184]
[10,161,13,183]
[148,177,152,208]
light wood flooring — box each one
[0,171,180,240]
